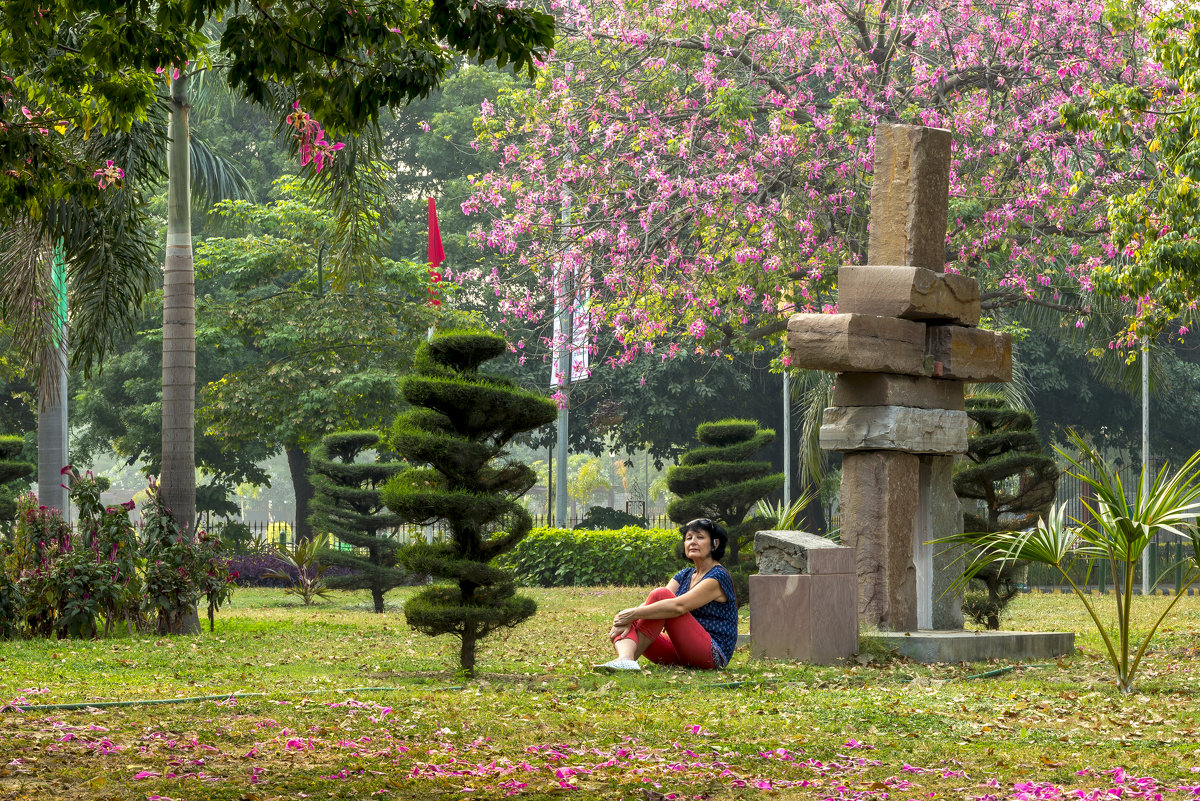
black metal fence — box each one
[205,513,680,553]
[992,464,1197,594]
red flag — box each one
[428,197,445,270]
[427,197,445,306]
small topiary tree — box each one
[954,396,1059,629]
[0,435,34,523]
[666,419,784,566]
[309,431,407,613]
[381,330,557,676]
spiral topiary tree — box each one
[381,330,557,676]
[0,435,33,523]
[309,430,407,613]
[954,396,1059,629]
[666,419,784,566]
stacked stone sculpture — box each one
[787,124,1012,632]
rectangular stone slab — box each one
[868,124,952,271]
[819,405,968,454]
[754,530,854,575]
[748,574,858,664]
[787,313,925,375]
[838,265,980,325]
[926,325,1012,382]
[840,451,920,631]
[833,373,965,411]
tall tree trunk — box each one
[162,73,200,635]
[286,445,315,542]
[460,627,477,678]
[162,71,196,534]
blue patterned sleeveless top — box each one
[671,565,738,667]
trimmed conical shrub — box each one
[954,395,1059,629]
[381,330,557,676]
[666,419,784,565]
[0,435,33,523]
[309,430,408,613]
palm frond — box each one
[189,135,253,209]
[795,369,833,486]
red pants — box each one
[613,587,717,669]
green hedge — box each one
[496,526,683,587]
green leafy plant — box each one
[942,430,1200,693]
[262,534,334,606]
[755,487,819,531]
[309,431,407,612]
[953,396,1059,629]
[574,506,649,531]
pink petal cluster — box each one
[287,101,346,173]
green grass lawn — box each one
[4,587,1200,800]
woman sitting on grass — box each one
[595,518,738,672]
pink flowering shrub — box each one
[0,471,235,639]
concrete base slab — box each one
[866,629,1075,663]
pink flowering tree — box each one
[465,0,1165,363]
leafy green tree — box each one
[309,431,407,613]
[71,305,273,519]
[1060,9,1200,335]
[954,396,1059,630]
[0,435,34,522]
[195,180,436,540]
[666,419,783,566]
[382,330,557,676]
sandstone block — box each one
[755,530,853,575]
[749,574,858,664]
[927,455,966,630]
[838,265,980,325]
[926,325,1012,383]
[840,451,920,631]
[787,313,925,375]
[868,125,952,271]
[819,405,968,454]
[833,373,965,411]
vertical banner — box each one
[551,258,590,388]
[427,197,444,307]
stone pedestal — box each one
[749,530,858,664]
[868,125,952,271]
[787,314,926,375]
[833,374,964,411]
[926,325,1013,382]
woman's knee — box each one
[646,587,675,603]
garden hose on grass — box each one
[963,663,1052,680]
[8,685,464,713]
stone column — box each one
[840,451,920,631]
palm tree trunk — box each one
[162,72,196,534]
[162,72,201,635]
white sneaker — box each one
[593,659,642,673]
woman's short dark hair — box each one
[680,518,728,560]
